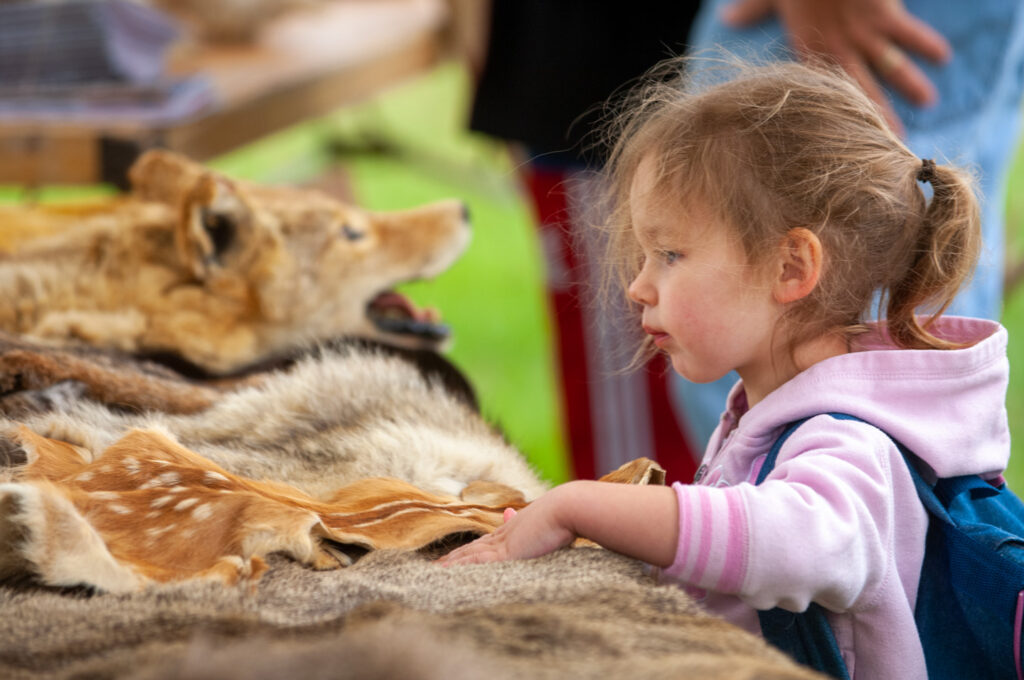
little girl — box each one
[440,58,1010,679]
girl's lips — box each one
[643,325,670,347]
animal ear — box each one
[128,150,206,205]
[176,173,253,280]
[773,227,823,304]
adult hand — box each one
[721,0,952,133]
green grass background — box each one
[6,60,1024,489]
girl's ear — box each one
[773,227,823,304]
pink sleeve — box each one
[662,482,749,594]
[662,416,899,612]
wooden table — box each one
[0,0,447,189]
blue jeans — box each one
[673,0,1024,457]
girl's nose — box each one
[628,271,654,306]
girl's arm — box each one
[438,480,679,567]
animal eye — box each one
[341,224,364,241]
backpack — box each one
[755,413,1024,680]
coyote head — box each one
[1,151,471,375]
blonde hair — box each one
[598,57,981,356]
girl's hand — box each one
[438,486,576,566]
[722,0,952,134]
[437,480,680,568]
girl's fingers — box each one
[437,530,501,565]
[438,541,504,566]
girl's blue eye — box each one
[662,250,681,265]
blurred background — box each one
[1,0,1022,489]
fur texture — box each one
[0,418,663,592]
[0,330,220,417]
[0,344,550,591]
[0,330,479,418]
[0,549,824,679]
[0,151,469,374]
[0,340,675,592]
[5,345,546,501]
[0,425,531,591]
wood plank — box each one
[0,127,98,185]
[0,0,446,187]
[164,31,439,160]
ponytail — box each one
[885,159,981,349]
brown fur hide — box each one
[0,330,219,417]
[0,347,829,680]
[0,330,478,418]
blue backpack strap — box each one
[755,416,851,680]
[899,443,1024,679]
[762,413,1024,679]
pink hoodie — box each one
[660,317,1010,679]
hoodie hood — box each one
[729,316,1010,478]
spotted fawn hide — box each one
[0,423,533,591]
[0,421,665,592]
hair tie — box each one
[917,158,937,184]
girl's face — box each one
[626,158,784,394]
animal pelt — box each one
[0,330,479,418]
[0,423,536,591]
[0,330,219,418]
[0,348,824,680]
[0,549,825,680]
[0,150,469,375]
[4,344,542,502]
[0,342,554,589]
[0,419,666,592]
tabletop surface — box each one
[0,0,447,187]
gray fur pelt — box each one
[0,549,821,680]
[5,344,547,502]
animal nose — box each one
[460,202,471,224]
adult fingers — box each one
[826,44,905,135]
[888,11,952,64]
[720,0,776,27]
[869,41,938,107]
